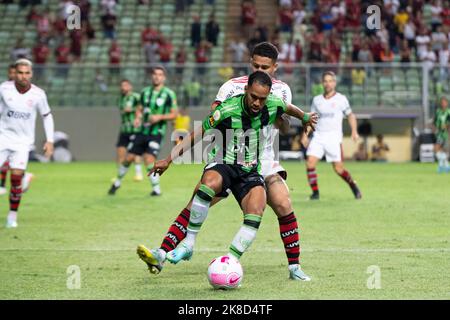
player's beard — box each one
[15,80,31,92]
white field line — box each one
[0,247,449,253]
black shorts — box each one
[116,132,132,148]
[127,133,163,157]
[203,163,265,205]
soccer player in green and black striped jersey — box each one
[148,71,315,269]
[434,96,450,173]
[115,79,143,181]
[108,66,178,196]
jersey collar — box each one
[323,91,337,100]
[15,82,31,94]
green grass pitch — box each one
[0,161,449,299]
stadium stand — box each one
[0,0,448,111]
[0,0,227,106]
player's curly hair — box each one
[251,42,279,62]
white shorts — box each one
[0,148,29,170]
[260,160,286,180]
[306,133,342,163]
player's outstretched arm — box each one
[285,104,319,129]
[284,104,318,148]
[150,125,205,176]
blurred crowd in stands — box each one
[3,0,220,72]
[3,0,450,81]
[229,0,450,70]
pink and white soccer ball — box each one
[207,255,243,289]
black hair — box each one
[8,63,15,69]
[248,71,272,90]
[251,42,279,62]
[120,78,131,84]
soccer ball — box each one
[207,255,243,289]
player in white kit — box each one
[305,71,362,200]
[0,59,55,228]
[136,42,318,281]
[0,64,34,196]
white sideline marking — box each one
[0,248,449,253]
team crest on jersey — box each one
[156,97,165,106]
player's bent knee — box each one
[201,173,222,194]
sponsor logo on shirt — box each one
[7,110,31,120]
[319,112,335,118]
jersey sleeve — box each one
[271,95,287,119]
[276,99,287,118]
[167,89,178,111]
[215,79,235,103]
[341,95,352,116]
[140,89,151,115]
[38,91,51,116]
[202,105,226,131]
[310,97,317,113]
[133,93,141,108]
[0,90,4,114]
[283,84,293,105]
[140,89,148,107]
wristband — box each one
[302,113,310,123]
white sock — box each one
[116,164,129,185]
[437,151,445,167]
[135,163,142,176]
[7,211,17,222]
[150,173,161,194]
[229,214,262,260]
[442,152,449,168]
[184,192,212,248]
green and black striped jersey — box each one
[119,92,141,134]
[202,94,287,173]
[140,86,178,136]
[434,108,450,132]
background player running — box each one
[148,71,315,278]
[0,59,54,228]
[137,43,317,281]
[115,79,143,181]
[0,64,34,196]
[433,96,450,173]
[304,71,362,200]
[108,66,178,196]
